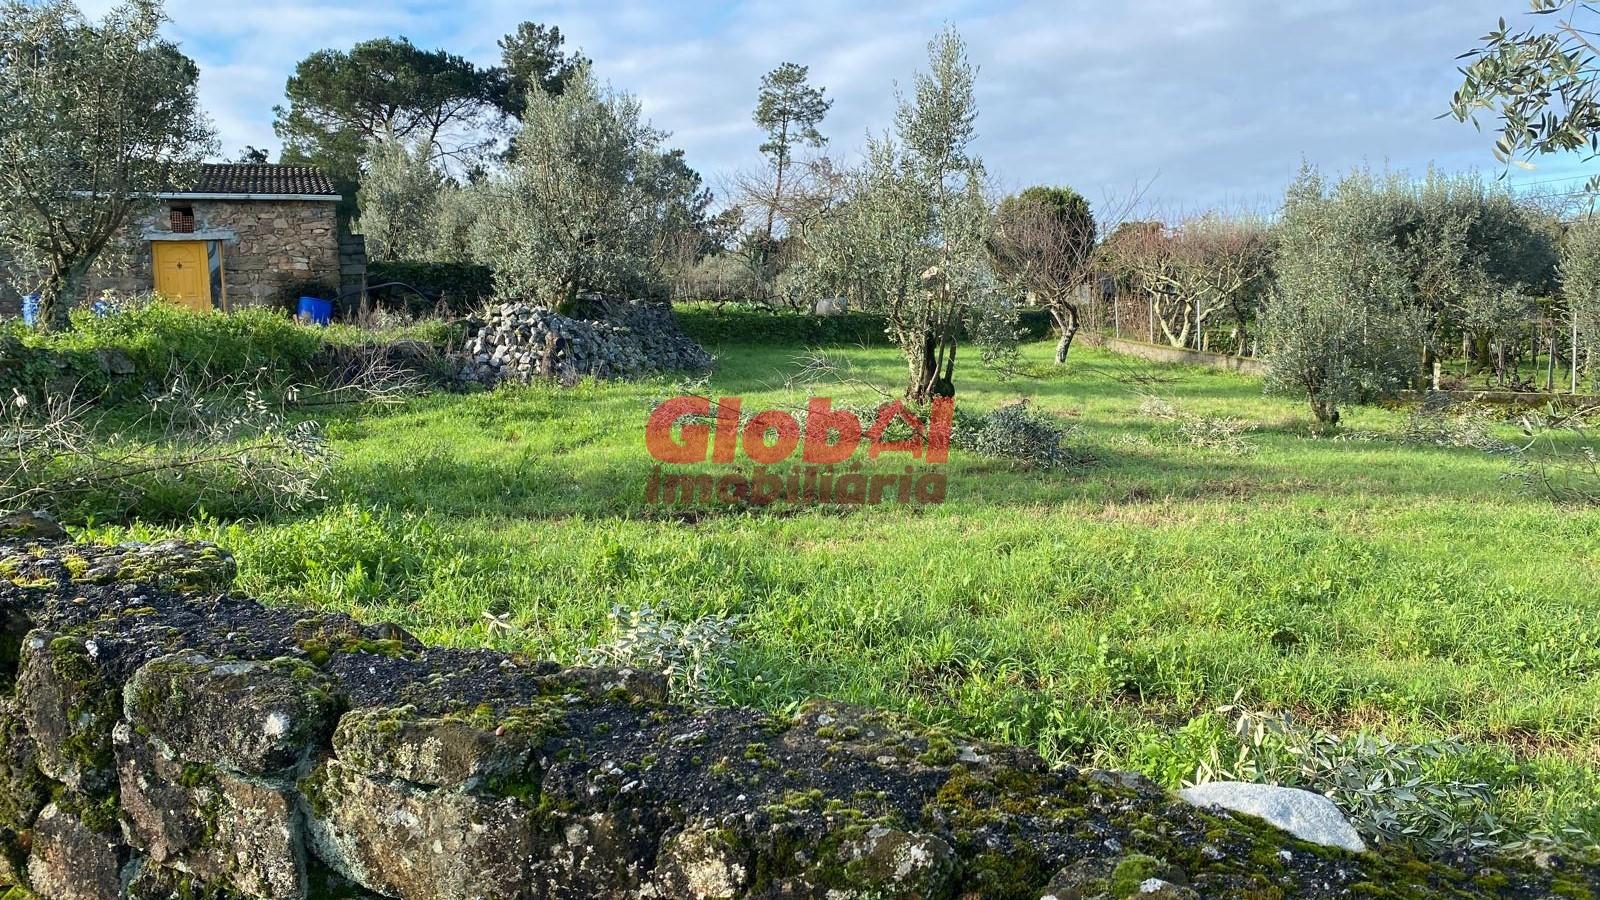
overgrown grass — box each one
[3,300,458,400]
[83,335,1600,848]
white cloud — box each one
[140,0,1590,206]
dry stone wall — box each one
[457,297,714,387]
[0,522,1592,899]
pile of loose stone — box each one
[0,515,1594,899]
[456,296,713,387]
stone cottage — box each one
[85,163,349,311]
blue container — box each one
[20,293,41,327]
[297,296,333,326]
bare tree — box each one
[992,186,1124,364]
[1174,215,1273,355]
[1103,220,1185,345]
[1102,214,1270,354]
[722,157,849,308]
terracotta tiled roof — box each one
[174,164,339,197]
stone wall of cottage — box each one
[83,199,341,310]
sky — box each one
[101,0,1596,214]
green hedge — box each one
[1017,310,1053,340]
[674,305,1056,347]
[0,334,108,402]
[367,261,495,316]
[674,306,893,347]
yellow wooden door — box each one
[152,242,211,311]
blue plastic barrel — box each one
[20,293,40,327]
[297,296,333,326]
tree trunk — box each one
[555,275,581,317]
[39,262,89,333]
[1310,395,1340,425]
[1052,305,1080,365]
[1469,333,1493,374]
[1546,328,1556,392]
[906,332,956,402]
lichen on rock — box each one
[123,651,342,777]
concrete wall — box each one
[1099,335,1268,376]
[85,199,340,309]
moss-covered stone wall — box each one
[0,525,1593,899]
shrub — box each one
[50,297,325,381]
[4,298,332,402]
[0,332,108,403]
[6,297,454,406]
[954,400,1077,469]
[367,261,496,316]
[581,603,741,703]
[674,305,892,347]
[671,305,1053,349]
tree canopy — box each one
[0,0,215,331]
[991,186,1097,362]
[273,36,501,188]
[741,61,832,298]
[1264,168,1426,424]
[355,140,447,263]
[473,65,681,311]
[799,28,1010,400]
[494,21,586,120]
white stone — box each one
[263,711,291,738]
[1178,782,1366,852]
[957,746,989,764]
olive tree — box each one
[797,28,1012,400]
[1264,169,1423,425]
[473,65,675,312]
[354,140,445,262]
[991,186,1097,363]
[1560,215,1600,390]
[0,0,214,331]
[1450,1,1600,192]
[1404,172,1556,377]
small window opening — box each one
[170,205,195,233]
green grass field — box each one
[87,336,1600,844]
